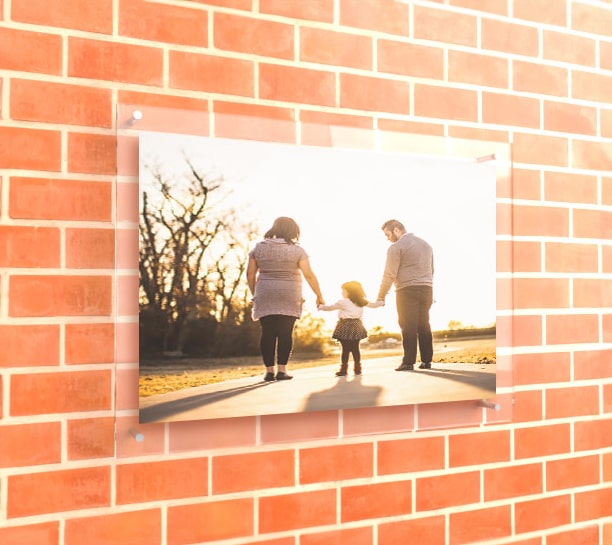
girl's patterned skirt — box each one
[332,318,368,341]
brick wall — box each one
[1,0,611,543]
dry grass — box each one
[139,337,496,398]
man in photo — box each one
[377,219,434,371]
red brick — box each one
[543,101,597,136]
[543,30,595,67]
[449,0,507,15]
[169,499,252,544]
[342,480,411,522]
[11,79,112,128]
[213,102,295,143]
[191,0,250,8]
[118,90,207,112]
[261,411,338,443]
[259,490,335,532]
[482,18,539,56]
[547,385,600,420]
[414,84,477,122]
[13,0,112,33]
[416,472,479,511]
[68,133,116,175]
[0,127,60,171]
[546,242,598,273]
[572,2,612,37]
[378,40,442,79]
[378,515,445,545]
[448,51,508,88]
[0,523,59,545]
[450,505,511,545]
[215,13,292,59]
[414,5,476,46]
[575,487,612,522]
[605,315,612,342]
[515,494,571,533]
[11,370,111,416]
[65,323,114,365]
[260,0,333,22]
[575,418,612,451]
[515,0,566,25]
[65,510,161,545]
[512,168,541,200]
[513,204,569,237]
[169,416,257,451]
[514,423,570,459]
[0,422,61,468]
[67,418,114,460]
[546,314,600,345]
[300,443,372,484]
[515,61,568,96]
[66,228,114,269]
[573,139,612,171]
[340,0,409,35]
[513,390,543,423]
[576,208,612,240]
[574,349,612,380]
[260,63,334,106]
[606,452,612,482]
[301,110,374,144]
[604,176,612,208]
[449,430,510,467]
[69,37,162,85]
[0,28,62,75]
[0,325,59,367]
[573,70,612,104]
[117,459,207,504]
[120,0,207,46]
[417,401,483,430]
[513,133,568,167]
[512,277,569,309]
[502,240,541,273]
[212,450,293,493]
[448,125,509,143]
[484,462,542,500]
[341,73,410,114]
[605,384,612,414]
[302,30,371,73]
[496,315,542,348]
[545,171,598,205]
[302,527,372,545]
[482,92,539,128]
[342,404,414,436]
[574,278,612,308]
[10,178,111,221]
[377,436,444,475]
[546,454,600,491]
[8,467,110,517]
[9,275,112,317]
[0,226,59,268]
[547,526,601,545]
[602,41,612,71]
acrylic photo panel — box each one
[138,130,497,423]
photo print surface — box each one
[138,130,497,423]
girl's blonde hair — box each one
[342,281,368,307]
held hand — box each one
[316,296,325,307]
[376,299,385,307]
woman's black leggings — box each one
[340,340,360,364]
[259,315,297,367]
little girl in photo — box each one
[318,281,382,377]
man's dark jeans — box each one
[396,285,433,366]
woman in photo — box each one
[318,281,382,377]
[247,217,325,382]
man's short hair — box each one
[381,219,406,232]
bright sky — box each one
[140,131,497,333]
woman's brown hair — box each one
[264,217,300,244]
[342,281,368,307]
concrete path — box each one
[139,356,496,423]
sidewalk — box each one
[139,356,496,423]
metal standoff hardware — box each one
[478,399,501,411]
[129,428,145,442]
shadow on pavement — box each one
[139,381,272,423]
[302,376,384,413]
[410,366,495,389]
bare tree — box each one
[139,158,257,354]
